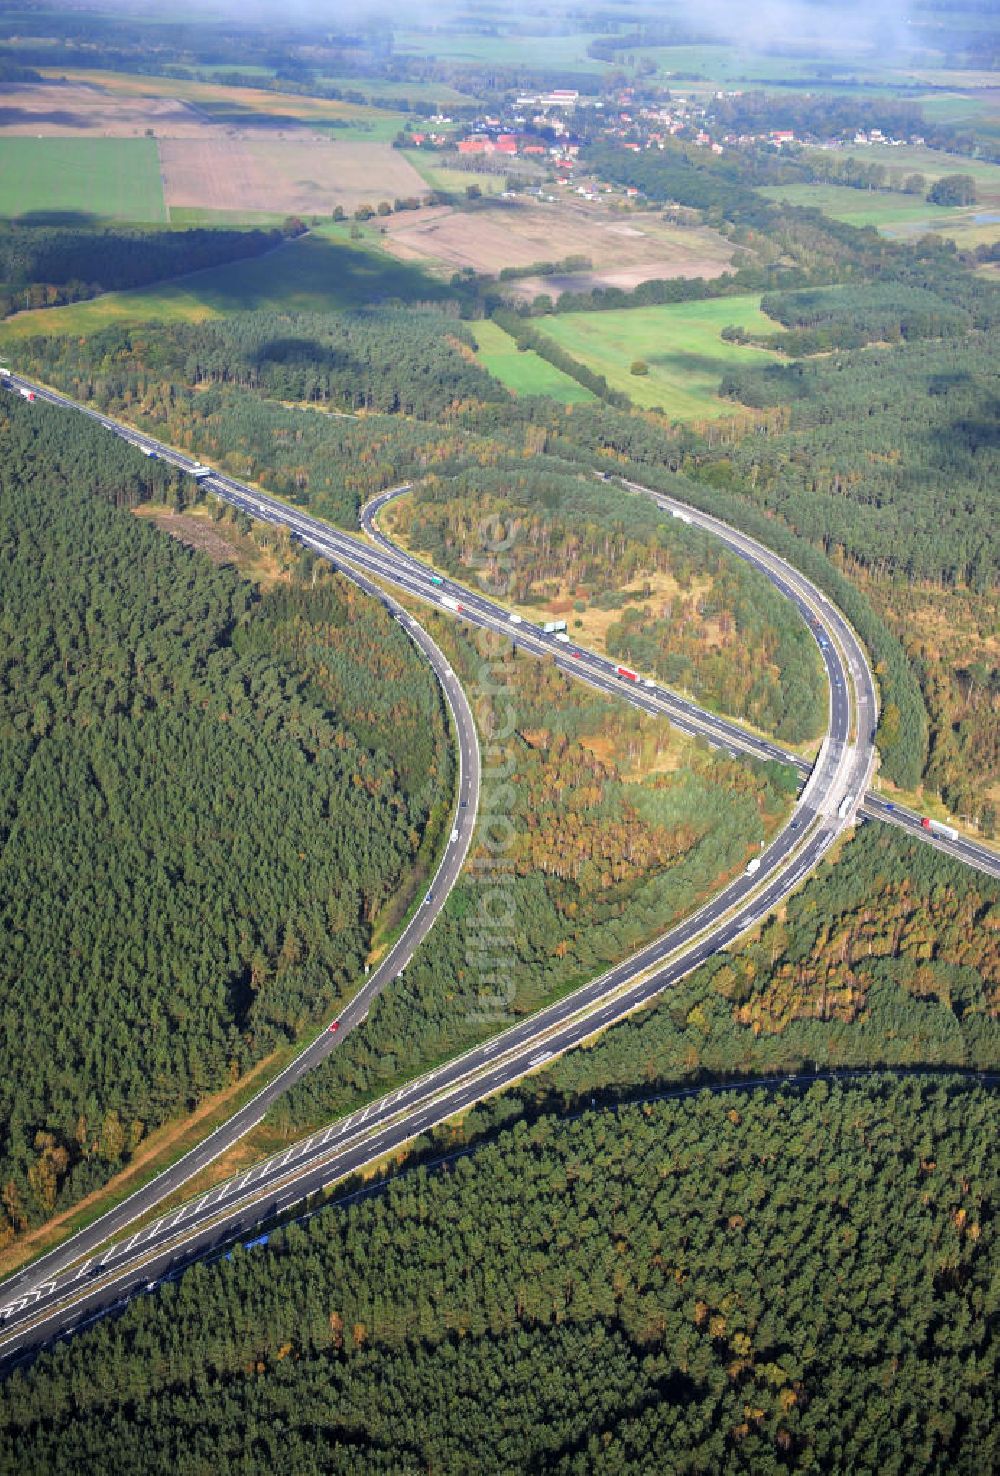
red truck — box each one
[616,666,639,682]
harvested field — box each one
[381,198,735,295]
[36,69,398,130]
[0,80,211,138]
[159,137,426,216]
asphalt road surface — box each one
[5,367,995,878]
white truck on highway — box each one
[921,816,958,841]
[190,463,212,480]
[542,620,567,634]
[441,594,462,613]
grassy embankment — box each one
[471,319,595,403]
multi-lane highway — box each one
[4,367,995,877]
[0,366,991,1367]
[362,482,1000,880]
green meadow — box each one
[533,297,780,419]
[0,138,167,224]
[402,153,508,198]
[760,182,967,231]
[471,320,595,403]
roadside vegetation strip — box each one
[363,487,824,765]
[0,797,844,1355]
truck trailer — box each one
[921,817,958,841]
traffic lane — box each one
[27,826,837,1334]
[861,798,1000,879]
[11,1038,1000,1376]
[358,491,847,771]
[214,476,849,788]
[643,485,877,710]
[223,482,797,772]
[11,393,965,872]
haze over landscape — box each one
[0,0,996,1469]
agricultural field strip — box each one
[0,369,875,1350]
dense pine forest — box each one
[0,398,448,1241]
[719,335,999,590]
[277,796,999,1148]
[0,136,996,1250]
[526,822,1000,1099]
[0,23,997,1465]
[12,311,507,526]
[1,1076,994,1474]
[394,468,826,743]
[9,302,935,789]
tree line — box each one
[270,614,793,1138]
[394,466,826,743]
[9,280,936,790]
[718,333,998,593]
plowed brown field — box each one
[159,137,426,215]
